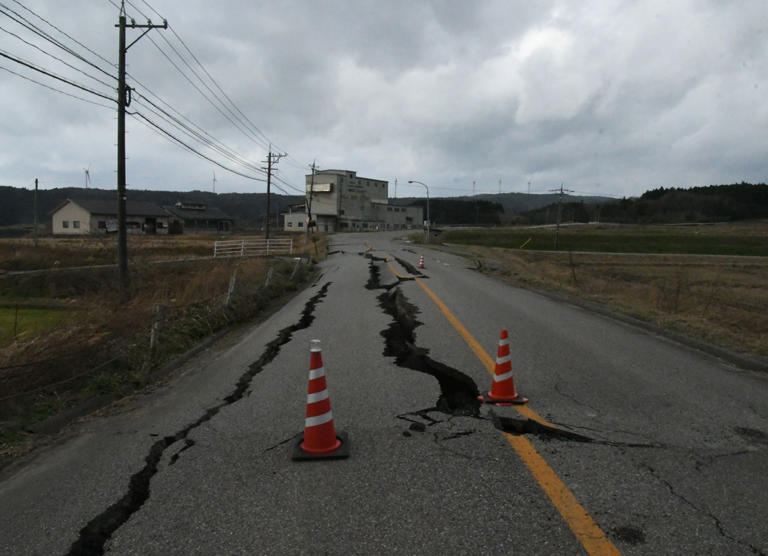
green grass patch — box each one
[440,225,768,256]
[0,307,70,345]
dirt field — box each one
[438,222,768,359]
[459,246,767,358]
[0,232,325,455]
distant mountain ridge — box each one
[1,183,764,230]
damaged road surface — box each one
[2,232,768,555]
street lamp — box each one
[408,180,430,243]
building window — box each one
[97,221,106,229]
[298,222,304,228]
[73,220,80,229]
[62,220,69,228]
[287,222,293,227]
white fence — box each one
[214,238,294,258]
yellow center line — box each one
[410,274,621,556]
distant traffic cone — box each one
[418,254,425,269]
[292,339,350,460]
[478,329,528,405]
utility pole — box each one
[549,182,574,249]
[212,170,217,193]
[116,1,167,296]
[498,177,502,194]
[394,178,397,199]
[262,148,286,240]
[305,160,316,243]
[33,178,38,248]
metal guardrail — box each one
[214,238,293,258]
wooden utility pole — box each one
[305,160,316,244]
[116,1,166,296]
[550,183,574,250]
[263,149,286,240]
[33,178,38,248]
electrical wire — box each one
[126,0,317,178]
[131,111,266,182]
[136,0,278,151]
[0,23,116,91]
[11,0,116,70]
[0,49,117,102]
[132,94,268,177]
[0,2,117,81]
[0,62,116,109]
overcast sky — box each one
[1,0,766,199]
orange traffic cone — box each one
[418,254,425,269]
[292,339,350,460]
[478,329,528,405]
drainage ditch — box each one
[66,282,331,556]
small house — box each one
[50,199,170,235]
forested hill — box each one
[0,187,304,229]
[601,182,768,222]
[518,183,768,224]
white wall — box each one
[52,202,90,235]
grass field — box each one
[0,306,70,346]
[436,222,768,358]
[440,222,768,256]
[0,232,326,452]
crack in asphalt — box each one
[394,256,425,277]
[641,463,765,555]
[553,381,601,416]
[65,282,331,556]
[368,257,653,446]
[168,439,195,466]
[367,257,479,414]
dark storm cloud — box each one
[0,0,765,197]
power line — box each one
[0,2,117,81]
[143,33,270,152]
[0,23,116,91]
[138,0,278,151]
[122,0,272,152]
[0,63,115,109]
[132,95,268,178]
[132,111,265,182]
[124,0,315,175]
[0,49,117,102]
[10,0,116,70]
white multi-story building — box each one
[283,169,423,232]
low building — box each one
[50,199,170,235]
[162,202,233,234]
[283,169,423,232]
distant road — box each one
[1,231,766,554]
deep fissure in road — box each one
[366,259,479,415]
[394,256,424,277]
[66,282,331,556]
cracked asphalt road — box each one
[1,231,767,555]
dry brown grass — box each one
[463,246,768,357]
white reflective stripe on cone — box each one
[493,369,515,382]
[306,390,329,404]
[499,338,510,346]
[305,411,333,428]
[309,367,325,379]
[496,354,512,364]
